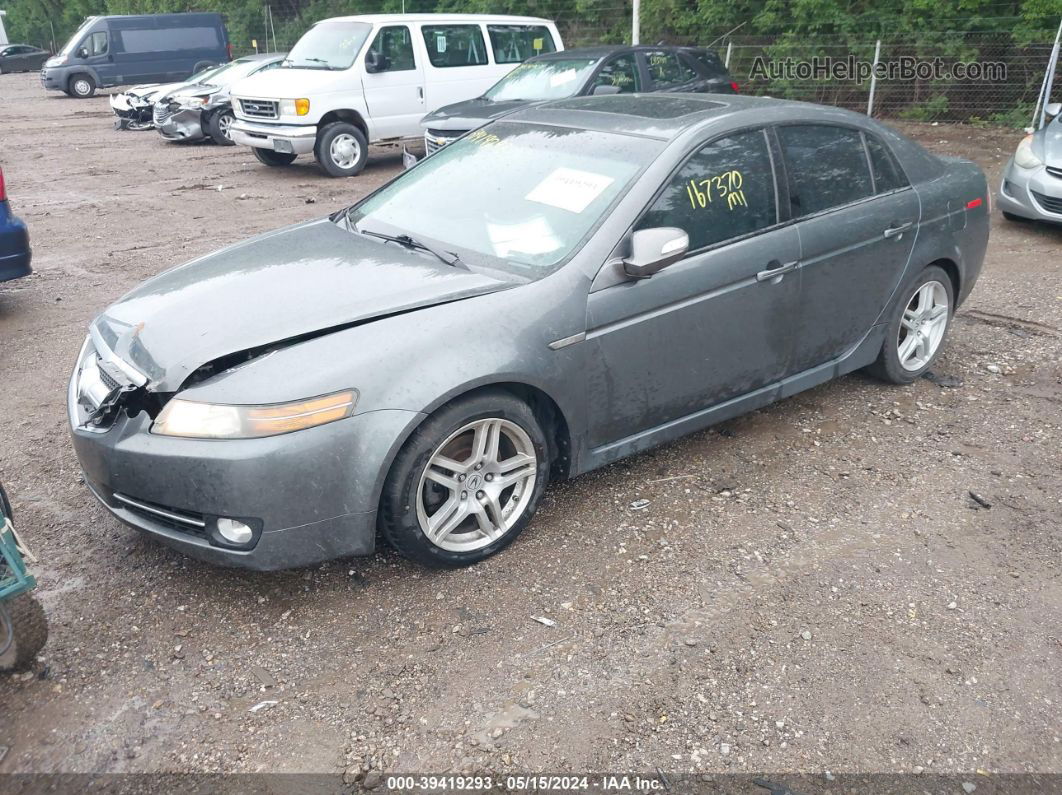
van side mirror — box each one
[623,227,689,279]
[365,50,387,73]
[1045,102,1062,121]
[76,46,89,59]
[592,84,621,96]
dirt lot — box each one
[0,71,1060,782]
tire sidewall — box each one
[381,394,550,567]
[315,122,368,178]
[880,265,955,383]
[208,109,236,146]
[70,74,95,98]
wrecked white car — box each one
[110,63,229,131]
[153,54,285,146]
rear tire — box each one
[253,147,297,167]
[68,73,95,98]
[0,594,48,672]
[207,108,236,146]
[314,122,368,177]
[380,392,551,568]
[866,265,954,384]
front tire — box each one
[207,108,236,146]
[314,122,368,178]
[253,147,297,167]
[866,265,954,384]
[380,392,551,568]
[68,73,95,98]
[0,594,48,672]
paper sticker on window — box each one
[435,33,447,53]
[526,167,615,213]
[548,68,577,88]
[533,37,544,50]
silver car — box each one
[69,95,989,570]
[998,102,1062,223]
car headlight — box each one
[152,390,357,439]
[1014,135,1042,169]
[280,98,310,116]
[46,56,67,67]
[176,94,210,108]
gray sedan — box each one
[998,102,1062,223]
[69,94,989,570]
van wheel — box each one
[69,74,96,98]
[315,122,368,177]
[207,109,236,146]
[253,148,297,167]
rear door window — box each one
[487,25,556,64]
[777,124,874,216]
[367,25,416,71]
[645,50,698,89]
[865,133,910,193]
[588,54,641,94]
[421,25,488,68]
[637,129,778,251]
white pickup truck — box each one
[229,13,563,177]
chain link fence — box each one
[228,4,1059,128]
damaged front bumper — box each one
[67,332,418,570]
[110,92,156,130]
[154,102,206,142]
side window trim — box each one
[862,130,913,196]
[630,126,785,261]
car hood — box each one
[92,218,510,391]
[421,97,541,130]
[232,66,349,99]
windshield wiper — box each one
[284,57,336,70]
[357,226,469,270]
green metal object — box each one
[0,486,36,601]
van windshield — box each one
[58,18,96,56]
[283,21,371,70]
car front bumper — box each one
[39,68,67,91]
[230,119,317,155]
[998,157,1062,223]
[69,383,423,569]
[157,108,206,142]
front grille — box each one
[113,492,208,539]
[239,99,278,120]
[153,102,176,125]
[1046,165,1062,180]
[97,363,120,391]
[1031,189,1062,215]
[425,128,465,155]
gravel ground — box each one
[0,72,1060,780]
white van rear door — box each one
[361,24,425,139]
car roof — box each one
[504,93,872,140]
[529,44,720,62]
[322,14,553,24]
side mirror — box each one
[623,227,688,279]
[365,50,387,73]
[1045,102,1061,121]
[592,84,621,96]
[76,47,89,59]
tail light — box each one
[730,81,740,93]
[226,42,233,61]
[0,167,6,202]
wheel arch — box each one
[317,109,369,140]
[929,257,961,304]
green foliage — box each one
[898,93,949,120]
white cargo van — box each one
[229,14,563,177]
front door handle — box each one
[756,259,798,283]
[417,86,424,100]
[883,221,914,239]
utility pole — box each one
[632,0,640,45]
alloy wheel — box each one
[897,280,949,371]
[218,113,234,140]
[416,418,538,552]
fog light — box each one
[216,518,253,545]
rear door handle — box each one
[417,86,424,100]
[756,259,798,283]
[883,221,914,239]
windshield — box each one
[283,21,370,70]
[484,58,600,102]
[349,122,661,273]
[58,18,96,56]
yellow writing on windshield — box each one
[467,128,501,147]
[686,170,747,211]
